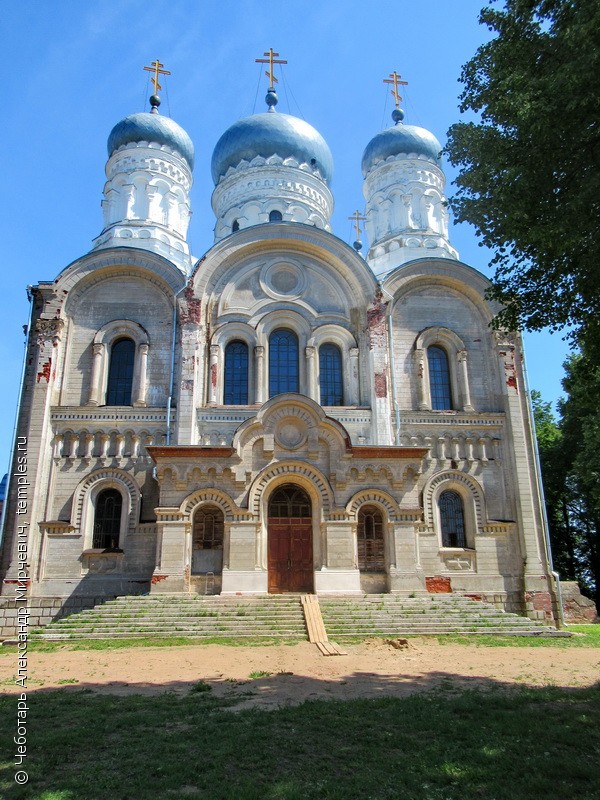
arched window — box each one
[106,338,135,406]
[224,340,249,404]
[193,506,225,551]
[269,329,299,397]
[192,505,225,576]
[428,346,452,410]
[319,343,343,406]
[269,210,283,222]
[268,484,311,518]
[232,219,240,232]
[357,505,385,572]
[93,488,123,550]
[439,490,466,547]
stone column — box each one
[115,434,125,460]
[458,349,474,411]
[305,346,317,401]
[88,343,104,406]
[99,433,110,461]
[53,434,64,461]
[348,347,359,405]
[83,432,95,462]
[133,343,149,407]
[414,348,428,410]
[131,434,140,460]
[209,345,219,404]
[255,346,266,403]
[67,433,79,460]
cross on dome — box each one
[255,48,287,89]
[143,59,171,112]
[383,71,408,109]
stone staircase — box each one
[32,595,308,641]
[319,595,570,637]
[30,593,570,641]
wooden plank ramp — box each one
[301,595,347,656]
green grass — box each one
[0,682,598,799]
[0,636,301,655]
[437,624,600,647]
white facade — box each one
[0,93,558,621]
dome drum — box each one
[211,154,334,241]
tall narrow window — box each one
[439,490,466,547]
[192,505,225,576]
[224,340,249,404]
[231,219,240,232]
[269,329,299,397]
[106,338,135,405]
[428,345,452,410]
[319,344,343,406]
[93,488,123,550]
[269,210,283,222]
[357,505,385,572]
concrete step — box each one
[33,592,568,641]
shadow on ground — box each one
[0,672,598,800]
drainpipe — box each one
[166,284,187,446]
[0,287,34,550]
[380,285,401,445]
[520,334,565,628]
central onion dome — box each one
[107,98,194,170]
[211,106,332,185]
[210,88,334,242]
[361,109,441,177]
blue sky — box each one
[0,0,571,465]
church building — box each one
[0,57,559,623]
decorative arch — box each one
[423,470,486,548]
[180,488,239,522]
[72,468,141,549]
[87,320,150,407]
[414,326,473,412]
[346,489,402,522]
[248,461,334,518]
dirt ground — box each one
[1,639,598,709]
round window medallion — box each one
[275,417,307,450]
[260,261,307,300]
[271,268,299,294]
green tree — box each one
[445,0,600,342]
[558,353,600,607]
[532,371,599,610]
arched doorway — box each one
[267,484,313,593]
[357,504,387,593]
[191,505,224,593]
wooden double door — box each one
[267,485,314,593]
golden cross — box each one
[255,48,287,87]
[348,210,367,239]
[143,59,171,94]
[383,71,408,108]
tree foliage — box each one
[446,0,600,340]
[532,353,600,609]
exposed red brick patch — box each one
[426,576,452,593]
[37,358,52,383]
[211,363,217,387]
[367,289,388,348]
[374,372,387,398]
[151,574,168,584]
[465,594,483,601]
[180,285,202,325]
